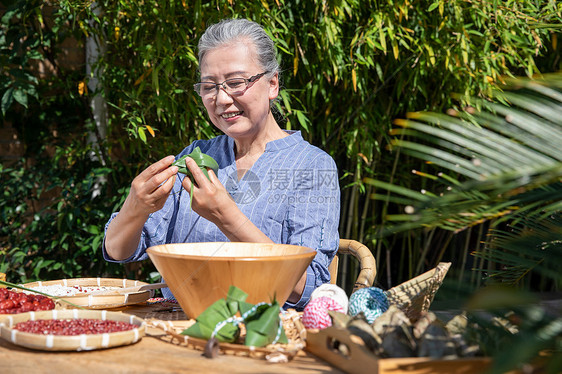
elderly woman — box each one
[103,18,340,310]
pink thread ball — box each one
[302,296,346,330]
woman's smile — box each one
[220,111,243,120]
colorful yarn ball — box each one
[310,284,349,314]
[302,296,346,330]
[348,287,389,324]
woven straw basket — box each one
[384,262,451,322]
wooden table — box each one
[0,303,342,374]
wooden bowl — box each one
[146,242,316,318]
[0,309,145,351]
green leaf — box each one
[91,235,101,253]
[244,301,287,346]
[12,88,28,108]
[138,127,147,142]
[1,87,14,114]
[172,146,219,180]
[279,90,292,112]
[1,9,18,25]
[181,286,248,343]
[181,286,286,347]
[295,110,309,132]
[428,2,440,12]
[181,298,240,343]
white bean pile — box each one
[23,285,121,297]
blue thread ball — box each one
[348,287,389,324]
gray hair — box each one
[198,18,281,78]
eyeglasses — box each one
[193,72,268,98]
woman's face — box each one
[198,41,279,141]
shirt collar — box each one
[227,130,303,154]
[264,130,302,152]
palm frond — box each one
[473,214,562,286]
[368,74,562,234]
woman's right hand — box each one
[124,155,178,217]
[105,155,177,261]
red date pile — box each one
[0,288,55,314]
[14,319,137,335]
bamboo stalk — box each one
[415,228,436,275]
[359,185,371,243]
[458,227,472,283]
[434,230,454,266]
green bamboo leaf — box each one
[181,286,286,347]
[1,8,18,24]
[181,298,240,343]
[385,213,424,221]
[295,110,310,131]
[375,62,384,81]
[428,2,440,12]
[244,301,287,346]
[138,127,147,142]
[379,29,387,54]
[279,90,292,112]
[152,64,160,96]
[172,146,219,180]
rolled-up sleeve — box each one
[283,155,340,310]
[101,143,199,264]
[102,194,178,263]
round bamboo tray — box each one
[0,309,145,351]
[21,278,153,309]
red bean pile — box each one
[14,319,137,335]
[0,288,55,314]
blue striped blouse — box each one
[103,130,341,310]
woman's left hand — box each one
[181,157,237,224]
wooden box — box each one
[305,326,491,374]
